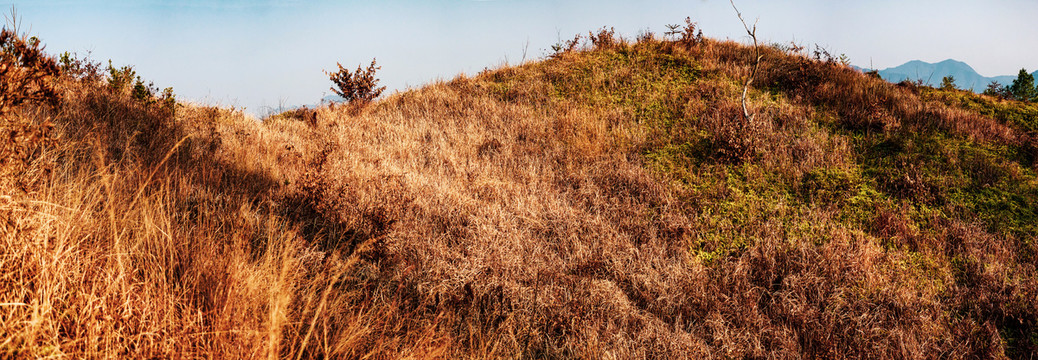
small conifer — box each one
[1010,68,1036,102]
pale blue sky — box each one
[6,0,1037,115]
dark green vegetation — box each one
[984,68,1038,103]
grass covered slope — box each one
[2,28,1037,358]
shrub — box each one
[636,28,656,43]
[588,27,618,50]
[940,75,957,90]
[105,60,176,115]
[327,58,386,104]
[549,34,582,58]
[0,25,61,193]
[983,81,1011,99]
[58,51,102,82]
[665,17,702,46]
[0,27,59,114]
[812,44,837,64]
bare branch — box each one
[730,0,762,125]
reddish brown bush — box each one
[327,58,385,105]
[0,26,60,194]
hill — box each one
[2,26,1038,358]
[875,59,1038,92]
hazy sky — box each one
[6,0,1037,115]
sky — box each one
[5,0,1037,115]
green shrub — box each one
[940,75,957,90]
[104,60,176,115]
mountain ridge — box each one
[868,59,1037,92]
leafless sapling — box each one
[730,0,761,127]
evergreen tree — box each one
[940,75,957,90]
[1010,68,1037,102]
[983,81,1010,99]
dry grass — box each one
[2,26,1036,359]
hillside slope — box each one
[3,28,1037,358]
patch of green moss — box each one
[854,129,1038,240]
[799,167,860,204]
[642,130,713,181]
[922,87,1038,132]
[686,164,815,262]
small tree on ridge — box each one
[327,58,385,104]
[983,81,1011,99]
[940,75,957,90]
[1010,68,1036,102]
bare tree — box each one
[730,0,761,126]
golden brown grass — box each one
[2,46,453,357]
[2,26,1036,359]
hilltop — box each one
[2,25,1037,358]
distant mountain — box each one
[258,95,346,118]
[322,94,346,104]
[866,59,1037,93]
